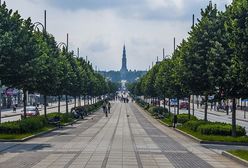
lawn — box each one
[178,126,248,143]
[228,150,248,161]
[0,127,54,140]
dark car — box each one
[179,101,189,109]
[21,106,40,117]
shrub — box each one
[197,123,246,136]
[183,120,208,131]
[135,98,150,109]
[0,121,21,134]
[148,106,169,118]
[0,116,47,134]
[177,114,197,124]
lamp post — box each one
[57,34,69,113]
[57,33,69,113]
[0,80,2,124]
[173,37,177,128]
[192,14,195,116]
[33,10,48,118]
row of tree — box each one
[129,0,248,137]
[0,2,118,118]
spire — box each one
[121,44,127,71]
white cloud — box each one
[3,0,231,71]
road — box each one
[0,102,245,168]
[0,100,94,123]
[174,107,248,132]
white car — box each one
[21,106,40,117]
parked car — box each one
[180,101,189,109]
[170,99,178,107]
[21,106,40,117]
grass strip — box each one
[178,126,248,143]
[0,127,54,140]
[228,150,248,161]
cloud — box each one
[3,0,231,71]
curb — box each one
[1,113,21,118]
[222,151,248,167]
[157,119,172,128]
[173,128,202,143]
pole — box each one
[163,48,165,60]
[66,33,69,52]
[44,10,47,32]
[192,14,195,28]
[192,14,195,115]
[66,33,69,113]
[0,80,2,124]
[77,48,80,58]
[174,37,176,52]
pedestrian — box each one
[13,104,17,113]
[102,101,107,117]
[107,102,111,113]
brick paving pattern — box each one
[0,102,245,168]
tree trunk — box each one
[232,98,237,137]
[163,97,166,111]
[66,95,68,113]
[79,95,81,106]
[23,89,27,119]
[44,95,47,119]
[197,95,199,108]
[84,95,86,106]
[192,95,195,116]
[177,98,179,115]
[188,95,191,119]
[58,96,60,114]
[204,95,208,121]
[168,98,171,116]
[74,96,76,107]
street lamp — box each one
[0,80,2,124]
[57,34,70,113]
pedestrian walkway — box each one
[0,102,245,168]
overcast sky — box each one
[4,0,231,71]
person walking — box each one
[107,102,111,113]
[13,104,17,113]
[102,101,107,117]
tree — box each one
[182,2,218,121]
[0,3,38,117]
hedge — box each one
[0,116,47,134]
[197,123,246,136]
[135,98,150,110]
[183,120,246,136]
[177,114,197,124]
[0,101,103,135]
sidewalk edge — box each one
[222,151,248,167]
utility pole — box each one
[66,33,69,113]
[44,10,47,32]
[77,48,80,58]
[192,14,195,116]
[163,48,165,60]
[0,80,2,124]
[174,37,176,52]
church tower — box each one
[120,45,128,80]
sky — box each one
[3,0,231,71]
